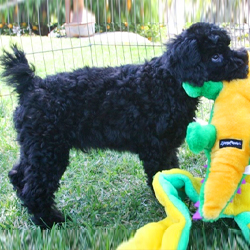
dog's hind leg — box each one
[10,141,70,229]
[9,161,25,194]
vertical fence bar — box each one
[47,0,56,73]
[125,0,133,63]
[133,0,140,62]
[142,0,148,59]
[104,0,112,65]
[97,0,105,66]
[89,0,98,66]
[84,0,94,67]
[118,0,126,64]
[149,0,156,57]
[111,0,118,65]
[57,0,66,72]
[37,2,48,76]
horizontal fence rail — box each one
[0,0,249,102]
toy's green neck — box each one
[182,81,223,100]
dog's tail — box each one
[0,44,37,98]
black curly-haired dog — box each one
[1,22,248,228]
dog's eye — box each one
[211,54,222,62]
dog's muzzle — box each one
[234,48,249,64]
[246,65,249,74]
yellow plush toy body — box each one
[117,169,202,250]
[117,55,250,250]
[185,65,250,222]
[202,79,250,220]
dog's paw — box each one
[31,209,68,229]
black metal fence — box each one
[0,0,249,84]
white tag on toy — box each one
[244,165,250,175]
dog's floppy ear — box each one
[165,36,207,86]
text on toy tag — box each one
[219,139,243,149]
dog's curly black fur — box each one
[1,22,248,228]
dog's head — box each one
[166,22,249,86]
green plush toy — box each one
[117,68,250,249]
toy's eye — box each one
[211,54,222,62]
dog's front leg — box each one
[139,148,179,188]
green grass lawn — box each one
[0,35,248,250]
